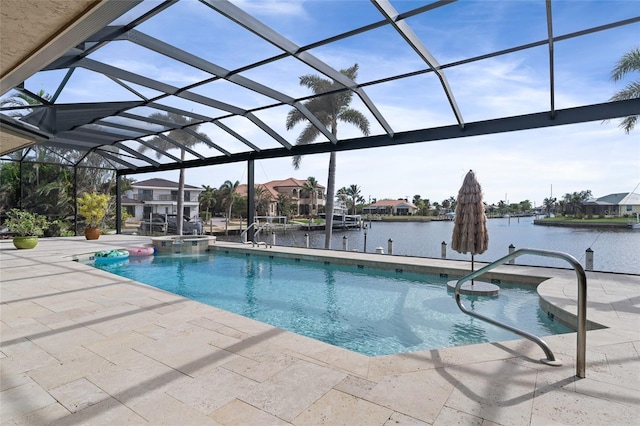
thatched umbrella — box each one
[451,170,489,284]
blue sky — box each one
[19,0,640,206]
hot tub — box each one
[151,235,215,254]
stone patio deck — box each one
[1,235,638,425]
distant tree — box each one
[220,180,240,234]
[336,187,349,205]
[413,196,425,215]
[254,185,272,216]
[563,190,592,216]
[448,196,457,212]
[276,193,295,218]
[199,185,216,221]
[609,47,639,133]
[432,201,441,217]
[344,184,363,215]
[543,197,557,217]
[519,200,532,213]
[497,200,507,216]
[302,177,320,220]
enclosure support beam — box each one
[247,158,255,242]
[116,175,122,234]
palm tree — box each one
[220,180,240,235]
[336,187,349,207]
[0,89,50,116]
[199,185,216,221]
[543,197,556,217]
[562,191,591,216]
[423,199,431,216]
[254,185,272,216]
[344,184,363,215]
[609,47,640,133]
[140,111,206,234]
[302,177,320,223]
[286,64,370,249]
[276,193,294,218]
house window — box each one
[138,189,152,201]
[626,205,632,212]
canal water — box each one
[223,216,639,275]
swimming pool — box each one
[87,251,573,356]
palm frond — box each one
[338,109,370,135]
[610,47,640,82]
[609,81,640,101]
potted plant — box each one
[4,208,49,249]
[77,192,110,240]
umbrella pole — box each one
[471,254,474,286]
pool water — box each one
[88,251,573,356]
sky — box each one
[16,0,640,207]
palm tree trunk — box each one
[324,151,336,249]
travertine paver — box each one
[292,389,393,425]
[1,236,639,425]
[48,378,109,413]
[365,368,456,423]
[241,359,347,421]
[0,380,57,419]
[166,367,257,415]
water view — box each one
[221,216,639,275]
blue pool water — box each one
[88,251,573,356]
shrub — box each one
[4,209,49,237]
[77,192,110,228]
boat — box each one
[630,213,640,230]
[320,201,362,228]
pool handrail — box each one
[454,248,587,378]
[240,221,271,244]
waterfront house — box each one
[362,199,418,216]
[121,178,203,221]
[236,178,326,217]
[582,192,640,217]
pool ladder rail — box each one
[240,222,271,247]
[454,248,587,378]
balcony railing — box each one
[127,194,197,202]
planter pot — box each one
[13,236,38,249]
[84,227,101,240]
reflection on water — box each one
[232,217,639,274]
[89,251,574,356]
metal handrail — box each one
[239,222,257,243]
[239,222,270,243]
[454,248,587,378]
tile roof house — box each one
[582,192,640,216]
[236,178,326,217]
[121,178,203,221]
[362,199,418,216]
